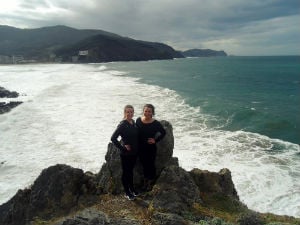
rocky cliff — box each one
[0,121,298,225]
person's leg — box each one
[121,155,133,198]
[148,148,157,180]
[139,149,150,179]
[127,155,137,194]
[140,148,157,191]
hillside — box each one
[56,33,183,62]
[182,49,227,57]
[0,25,183,62]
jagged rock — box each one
[0,86,22,114]
[0,101,23,114]
[28,164,86,219]
[54,208,109,225]
[0,164,98,225]
[150,165,202,214]
[155,120,175,172]
[189,168,239,199]
[0,188,31,225]
[0,86,19,98]
[96,120,175,194]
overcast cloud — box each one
[1,0,299,55]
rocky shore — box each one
[0,121,299,225]
[0,86,22,114]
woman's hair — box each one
[143,104,155,115]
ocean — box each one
[0,56,299,217]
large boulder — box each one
[0,164,97,225]
[96,120,175,194]
[150,164,202,214]
[189,168,239,199]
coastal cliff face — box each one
[0,121,298,225]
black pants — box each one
[139,147,157,180]
[120,154,137,194]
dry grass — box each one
[94,194,153,225]
[31,192,300,225]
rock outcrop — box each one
[0,165,97,225]
[0,86,19,98]
[97,120,174,194]
[1,120,298,225]
[0,86,22,114]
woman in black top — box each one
[111,105,139,200]
[136,104,166,191]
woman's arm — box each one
[154,121,166,143]
[110,122,126,151]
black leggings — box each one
[120,154,137,194]
[139,147,157,180]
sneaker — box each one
[130,190,139,197]
[124,193,135,201]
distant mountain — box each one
[55,33,183,62]
[182,49,227,57]
[0,25,183,63]
[0,25,115,58]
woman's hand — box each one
[124,145,131,151]
[147,138,156,144]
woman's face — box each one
[124,108,134,120]
[143,107,153,119]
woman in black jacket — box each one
[136,104,166,191]
[111,105,139,200]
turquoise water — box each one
[108,56,300,144]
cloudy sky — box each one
[1,0,299,56]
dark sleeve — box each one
[111,122,126,151]
[136,117,141,128]
[154,121,166,143]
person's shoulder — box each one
[136,117,142,123]
[154,119,164,127]
[153,119,160,124]
[117,120,127,127]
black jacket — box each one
[111,119,139,155]
[136,117,166,150]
